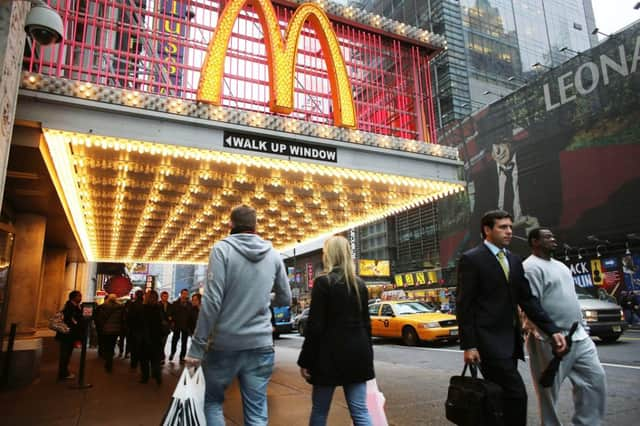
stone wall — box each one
[0,2,30,211]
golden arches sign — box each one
[197,0,357,128]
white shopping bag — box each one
[161,367,206,426]
[366,379,388,426]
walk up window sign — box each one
[223,131,337,162]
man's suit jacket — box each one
[456,244,560,360]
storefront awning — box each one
[17,85,464,264]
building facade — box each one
[0,0,463,386]
[350,0,597,124]
[347,0,598,287]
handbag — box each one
[366,379,388,426]
[445,363,504,426]
[49,311,70,334]
[161,367,206,426]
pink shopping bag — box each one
[366,379,388,426]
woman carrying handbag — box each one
[298,235,375,426]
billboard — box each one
[438,22,640,293]
[359,259,390,277]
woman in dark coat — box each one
[139,290,164,384]
[56,290,83,381]
[298,235,374,426]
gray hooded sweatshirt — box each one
[188,233,291,358]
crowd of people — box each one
[56,287,202,385]
[55,205,613,426]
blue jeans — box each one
[203,346,275,426]
[310,382,372,426]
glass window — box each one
[368,303,381,316]
[381,304,394,317]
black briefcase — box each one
[445,363,504,426]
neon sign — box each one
[197,0,357,128]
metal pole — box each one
[70,318,92,389]
[1,323,17,387]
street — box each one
[276,329,640,425]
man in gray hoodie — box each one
[185,204,291,426]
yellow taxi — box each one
[368,300,458,346]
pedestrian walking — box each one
[184,204,291,426]
[456,210,567,426]
[56,290,83,381]
[523,228,606,426]
[189,293,201,335]
[139,290,164,385]
[159,290,173,363]
[94,293,124,372]
[297,235,375,426]
[127,290,145,369]
[169,289,192,364]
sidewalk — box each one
[0,337,353,426]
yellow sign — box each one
[394,274,404,287]
[590,259,604,286]
[198,0,357,128]
[359,259,390,277]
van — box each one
[576,286,627,343]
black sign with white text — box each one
[223,131,337,162]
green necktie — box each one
[497,250,509,280]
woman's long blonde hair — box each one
[323,235,361,307]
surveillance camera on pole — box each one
[23,0,64,45]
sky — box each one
[591,0,640,35]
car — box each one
[576,286,627,343]
[294,308,310,336]
[272,305,294,338]
[368,300,458,346]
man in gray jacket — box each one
[185,204,291,426]
[523,228,606,426]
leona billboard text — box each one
[197,0,356,128]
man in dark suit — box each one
[456,210,567,426]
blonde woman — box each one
[298,235,374,426]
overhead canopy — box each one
[17,86,464,265]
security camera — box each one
[24,4,64,45]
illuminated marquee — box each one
[197,0,357,128]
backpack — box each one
[49,311,70,334]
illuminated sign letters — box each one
[155,0,191,95]
[198,0,357,128]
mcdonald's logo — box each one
[197,0,357,128]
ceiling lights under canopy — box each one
[42,129,464,264]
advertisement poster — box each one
[438,23,640,267]
[566,259,593,289]
[591,257,623,297]
[623,254,640,291]
[359,259,390,277]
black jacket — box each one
[94,302,124,335]
[456,244,561,360]
[171,300,193,331]
[140,303,164,357]
[297,270,375,386]
[57,300,83,342]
